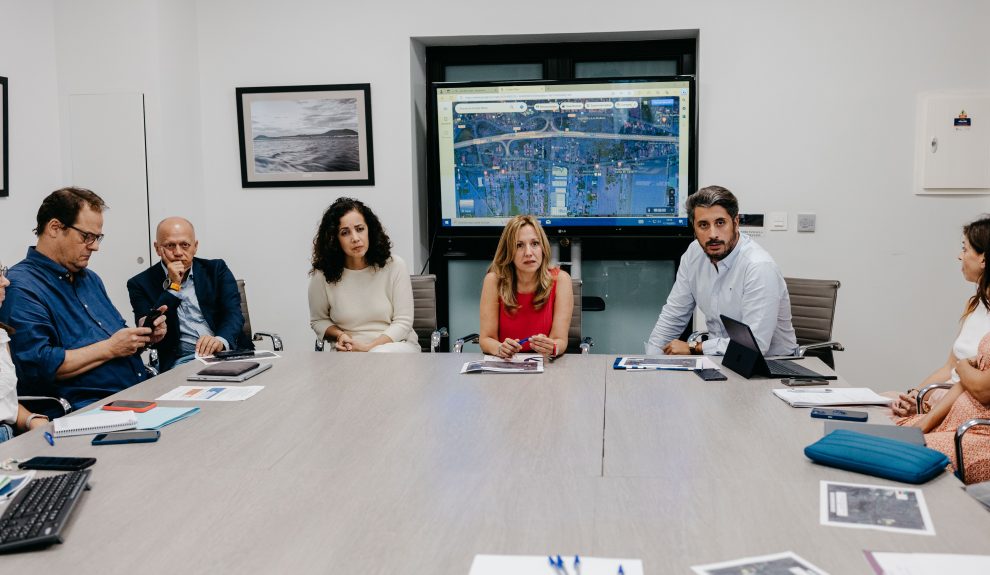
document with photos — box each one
[469,554,642,575]
[820,480,935,535]
[614,356,719,370]
[461,354,544,374]
[772,387,892,407]
[863,551,990,574]
[691,551,828,575]
[156,385,264,402]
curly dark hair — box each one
[310,197,392,284]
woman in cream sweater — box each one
[308,198,419,353]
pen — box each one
[618,565,625,575]
[548,556,564,574]
[574,555,582,575]
[44,431,54,446]
[518,337,533,345]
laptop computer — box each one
[719,314,836,380]
[186,361,272,382]
[823,420,926,446]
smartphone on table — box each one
[810,408,868,422]
[92,430,160,445]
[694,368,728,381]
[103,400,157,413]
[18,456,97,471]
[781,378,830,387]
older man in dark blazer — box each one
[127,217,252,372]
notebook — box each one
[824,420,926,446]
[53,410,138,437]
[186,361,272,382]
[135,406,200,430]
[719,314,836,380]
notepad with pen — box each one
[52,410,138,437]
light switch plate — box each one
[797,213,816,232]
[769,211,788,231]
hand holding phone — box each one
[810,408,868,422]
[142,307,164,328]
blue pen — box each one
[518,337,532,345]
[574,555,582,575]
[548,556,564,574]
[44,431,54,447]
[618,565,625,575]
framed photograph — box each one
[236,83,374,187]
[1,76,8,197]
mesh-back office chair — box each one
[454,278,593,354]
[784,277,844,369]
[315,274,447,353]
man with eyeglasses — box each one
[0,187,167,413]
[126,217,251,372]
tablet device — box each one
[186,361,272,382]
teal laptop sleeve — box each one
[804,429,950,484]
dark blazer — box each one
[127,257,252,372]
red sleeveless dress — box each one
[498,268,558,352]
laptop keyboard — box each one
[0,469,90,553]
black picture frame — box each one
[235,83,374,188]
[0,76,8,197]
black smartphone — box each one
[810,408,868,422]
[142,307,164,328]
[92,429,160,445]
[694,368,728,381]
[781,378,830,387]
[18,456,97,471]
[213,349,255,360]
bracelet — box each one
[553,342,558,357]
[24,413,49,431]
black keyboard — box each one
[0,469,91,552]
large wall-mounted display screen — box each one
[431,76,696,236]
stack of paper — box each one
[461,354,544,374]
[772,388,892,407]
[135,406,200,430]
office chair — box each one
[454,278,593,354]
[784,277,844,368]
[315,274,447,353]
[237,279,283,351]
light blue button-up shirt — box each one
[165,265,228,356]
[646,233,797,356]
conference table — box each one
[2,352,989,573]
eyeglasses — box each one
[64,224,105,246]
[159,242,193,252]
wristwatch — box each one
[162,278,182,292]
[24,413,49,430]
[690,340,703,355]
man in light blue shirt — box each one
[646,186,797,357]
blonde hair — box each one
[489,215,555,312]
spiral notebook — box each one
[53,410,138,437]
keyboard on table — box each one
[0,469,91,552]
[767,359,827,378]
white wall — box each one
[3,0,989,389]
[0,0,62,268]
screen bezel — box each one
[427,75,698,238]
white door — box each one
[68,93,152,323]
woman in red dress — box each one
[479,215,573,359]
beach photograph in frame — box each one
[1,76,7,197]
[236,84,374,187]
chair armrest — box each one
[918,383,955,414]
[253,332,283,351]
[954,418,990,482]
[18,395,73,418]
[579,336,594,354]
[454,333,479,353]
[796,341,845,357]
[430,328,449,353]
